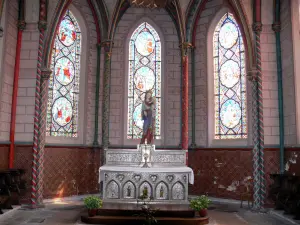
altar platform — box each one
[81,202,209,225]
[99,145,194,204]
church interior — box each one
[0,0,300,224]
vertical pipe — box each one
[101,40,113,165]
[273,0,284,174]
[9,0,25,169]
[191,47,196,148]
[93,44,101,147]
[181,44,189,165]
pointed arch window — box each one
[127,22,161,139]
[213,13,247,139]
[46,10,81,137]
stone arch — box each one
[187,0,254,71]
[106,180,120,199]
[171,181,185,200]
[207,7,251,147]
[139,181,153,198]
[155,181,169,200]
[123,181,136,199]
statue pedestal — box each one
[99,146,194,204]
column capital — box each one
[179,42,193,55]
[252,22,262,34]
[38,20,47,32]
[17,20,26,31]
[272,22,281,33]
[247,69,258,82]
[41,68,52,80]
[101,40,114,53]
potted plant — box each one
[190,195,211,217]
[83,196,103,217]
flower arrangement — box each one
[83,196,102,217]
[190,195,211,217]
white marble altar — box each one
[99,145,194,204]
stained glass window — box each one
[127,22,161,139]
[46,10,81,137]
[213,13,247,139]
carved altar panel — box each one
[123,181,136,199]
[106,180,120,199]
[105,147,187,167]
[155,181,168,200]
[172,182,185,200]
[139,181,152,198]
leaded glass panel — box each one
[213,13,247,139]
[127,22,161,139]
[46,10,81,137]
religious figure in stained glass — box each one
[140,90,156,144]
[213,13,247,139]
[127,22,161,140]
[46,10,81,137]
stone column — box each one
[9,1,26,168]
[180,42,193,165]
[101,40,113,165]
[93,43,101,148]
[30,0,48,208]
[251,0,265,210]
[37,68,51,203]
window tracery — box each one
[127,22,161,140]
[46,10,81,137]
[213,13,247,139]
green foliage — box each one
[83,196,103,209]
[190,195,211,211]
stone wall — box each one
[110,7,181,146]
[0,0,18,141]
[260,24,279,146]
[15,0,100,145]
[280,0,297,146]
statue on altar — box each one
[140,90,156,144]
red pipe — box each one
[255,0,261,23]
[9,28,23,168]
[182,55,189,165]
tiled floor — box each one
[0,199,298,225]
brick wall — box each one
[0,0,18,141]
[280,0,297,146]
[110,8,181,146]
[12,145,100,203]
